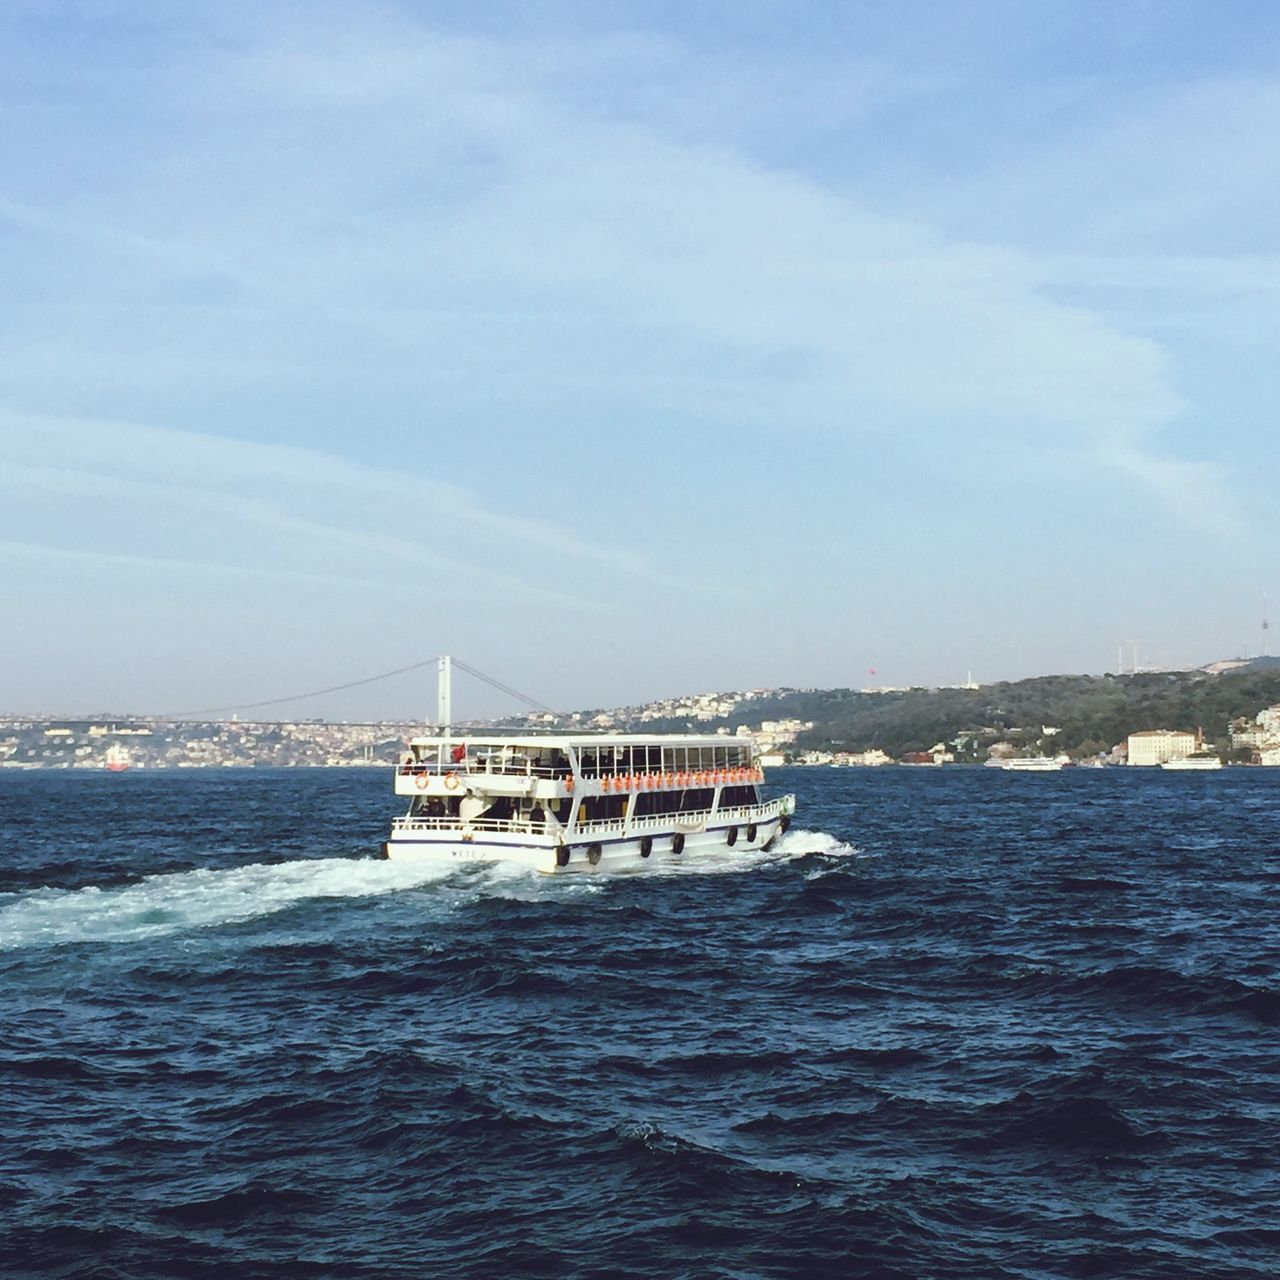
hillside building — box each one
[1127,729,1197,766]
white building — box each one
[1230,722,1268,749]
[1127,730,1197,766]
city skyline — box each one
[3,2,1278,720]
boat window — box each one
[580,794,627,822]
[677,787,714,812]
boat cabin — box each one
[394,733,765,840]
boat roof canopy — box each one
[407,733,754,749]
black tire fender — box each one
[672,832,685,855]
[555,845,570,868]
[587,843,603,866]
[745,823,757,842]
[639,836,653,858]
[726,826,738,847]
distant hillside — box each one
[590,669,1280,758]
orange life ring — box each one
[444,773,461,791]
[415,773,430,791]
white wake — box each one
[0,857,455,950]
[0,830,857,949]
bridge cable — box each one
[162,656,443,718]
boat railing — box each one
[396,763,764,785]
[574,796,790,837]
[392,795,791,840]
[397,762,568,780]
[391,815,558,836]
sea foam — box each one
[0,830,855,949]
[0,857,455,950]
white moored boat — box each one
[382,732,797,873]
[1161,754,1223,771]
[1001,756,1065,771]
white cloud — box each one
[32,21,1198,457]
[0,408,694,605]
[0,3,1265,711]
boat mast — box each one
[437,654,452,738]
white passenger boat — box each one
[381,732,797,873]
[1001,756,1065,771]
[1160,754,1223,771]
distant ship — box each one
[104,743,129,773]
[1161,754,1223,771]
[1001,756,1065,771]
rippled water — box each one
[2,766,1277,1279]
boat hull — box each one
[383,814,789,873]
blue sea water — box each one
[1,766,1277,1279]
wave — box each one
[1016,964,1280,1026]
[0,857,457,950]
[973,1091,1156,1155]
[153,1181,321,1227]
[632,827,859,878]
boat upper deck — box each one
[406,732,755,750]
[399,733,761,788]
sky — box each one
[2,0,1278,720]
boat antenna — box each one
[437,655,452,737]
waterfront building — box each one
[1127,730,1197,766]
